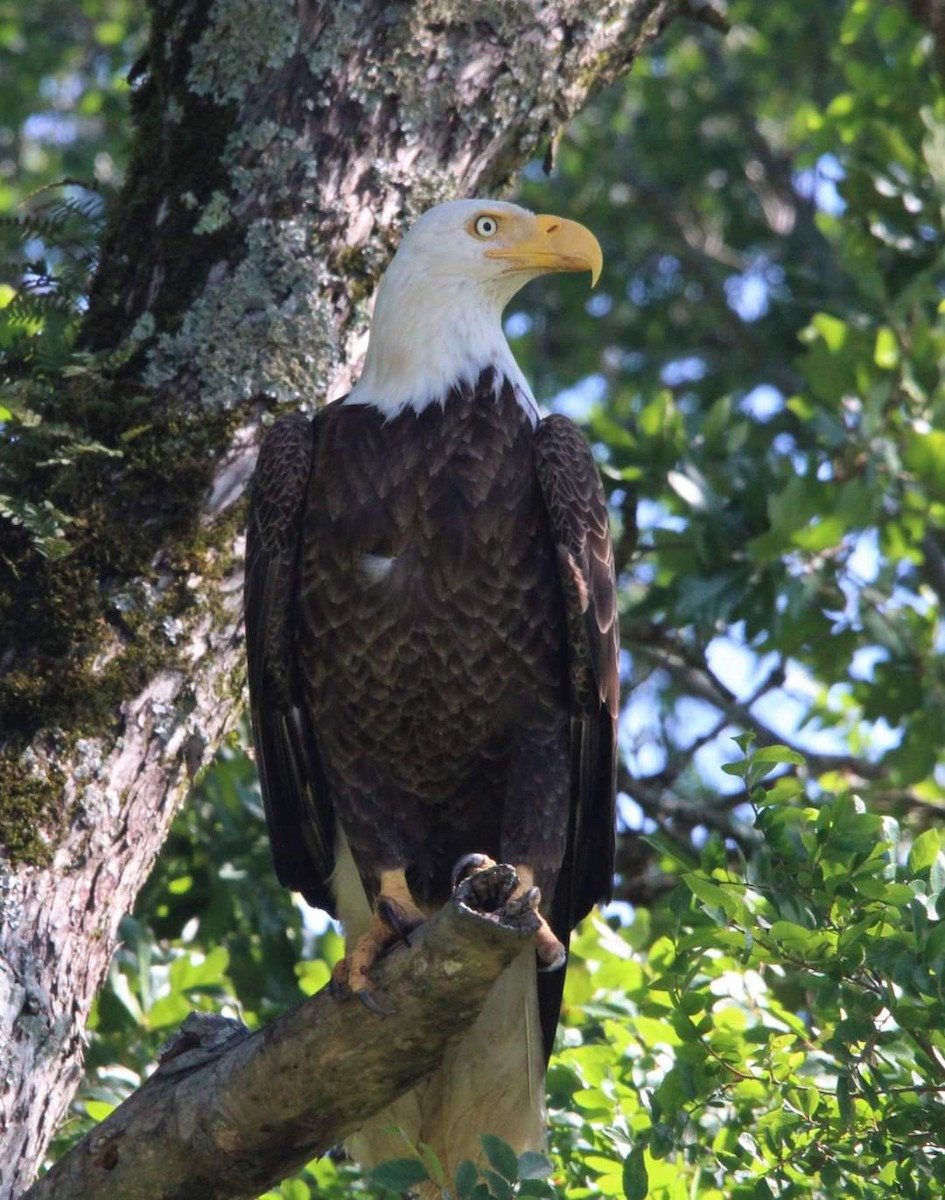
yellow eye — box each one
[474,214,500,238]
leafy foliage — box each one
[546,737,945,1200]
[1,184,107,371]
[65,739,945,1200]
[0,0,142,212]
[0,0,140,382]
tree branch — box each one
[25,866,537,1200]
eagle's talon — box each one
[534,923,567,971]
[537,946,568,973]
[330,955,390,1003]
[377,896,424,946]
[338,875,425,1010]
[503,884,541,919]
[450,852,497,891]
[355,987,395,1017]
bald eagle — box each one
[245,200,618,1181]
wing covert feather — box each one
[244,412,336,913]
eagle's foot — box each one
[506,876,566,971]
[331,872,427,1013]
[533,917,567,972]
[451,854,567,970]
[330,916,401,1015]
[451,853,501,904]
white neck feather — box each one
[344,255,539,421]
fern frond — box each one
[0,493,74,559]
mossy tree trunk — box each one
[0,0,678,1193]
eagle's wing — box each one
[244,412,336,914]
[533,413,619,1044]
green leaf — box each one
[756,775,804,807]
[518,1151,554,1181]
[790,514,846,552]
[811,311,849,351]
[480,1168,513,1200]
[903,428,945,495]
[369,1157,430,1192]
[749,745,808,767]
[622,1147,648,1200]
[769,921,815,954]
[83,1099,116,1122]
[682,873,746,923]
[295,958,330,997]
[909,829,943,874]
[874,326,899,368]
[480,1134,519,1182]
[683,873,730,912]
[456,1160,479,1199]
[732,731,757,756]
[930,852,945,898]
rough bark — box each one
[0,1,679,1194]
[24,867,537,1200]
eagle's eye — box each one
[473,214,500,239]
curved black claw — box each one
[450,852,496,892]
[355,988,394,1017]
[537,945,568,973]
[503,885,541,920]
[377,897,422,947]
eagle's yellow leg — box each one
[452,856,566,970]
[510,865,567,970]
[334,869,427,1004]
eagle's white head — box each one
[345,199,602,418]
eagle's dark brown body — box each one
[245,366,618,1061]
[300,373,571,908]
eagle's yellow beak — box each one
[486,214,603,286]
